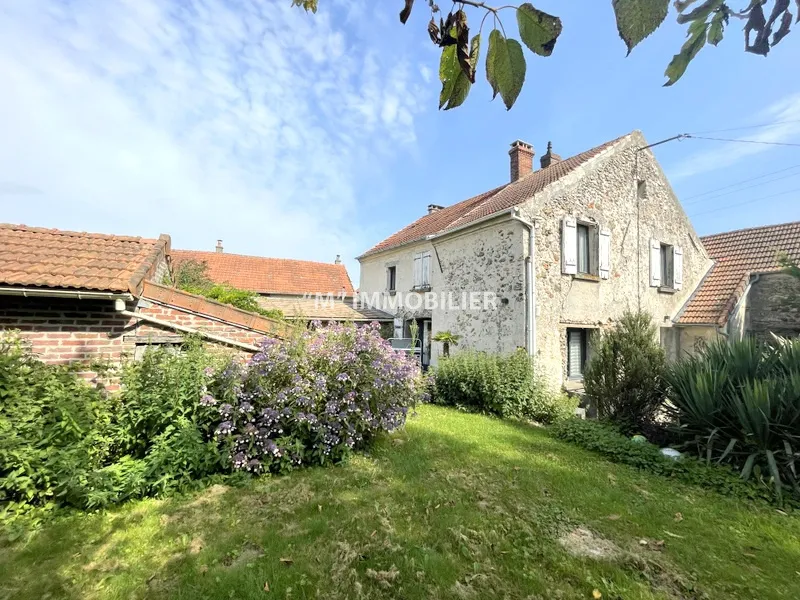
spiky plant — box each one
[432,331,461,358]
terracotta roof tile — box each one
[0,224,169,294]
[170,250,355,296]
[359,134,628,257]
[257,296,393,321]
[678,221,800,325]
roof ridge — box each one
[701,219,800,240]
[0,222,156,243]
[172,249,346,267]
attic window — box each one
[637,180,647,199]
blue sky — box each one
[1,0,798,283]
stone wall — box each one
[747,272,800,340]
[516,131,713,386]
[358,217,527,364]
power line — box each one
[683,164,800,201]
[683,134,800,147]
[687,119,800,136]
[683,169,800,205]
[688,187,800,218]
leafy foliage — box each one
[431,330,460,357]
[665,337,800,502]
[0,334,113,512]
[170,258,283,320]
[296,1,795,107]
[212,322,423,474]
[430,349,575,422]
[551,418,788,505]
[584,311,667,435]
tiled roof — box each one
[257,296,393,322]
[142,281,294,338]
[0,224,169,294]
[170,250,355,296]
[678,221,800,325]
[359,134,629,258]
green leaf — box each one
[676,0,723,24]
[708,10,726,46]
[439,34,478,110]
[516,3,562,57]
[741,453,756,480]
[612,0,670,55]
[766,449,783,501]
[486,30,526,110]
[663,22,708,86]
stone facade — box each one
[515,132,712,385]
[745,272,800,340]
[359,131,713,386]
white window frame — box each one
[563,216,608,278]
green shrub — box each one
[551,418,785,505]
[584,311,666,434]
[665,337,800,502]
[0,334,113,510]
[431,349,572,422]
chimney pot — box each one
[215,239,223,253]
[334,254,342,264]
[427,204,444,214]
[509,140,534,182]
[540,141,562,169]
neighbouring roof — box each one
[142,281,294,338]
[170,250,355,296]
[678,221,800,326]
[359,134,630,258]
[257,296,393,322]
[0,224,169,295]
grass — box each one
[2,405,800,599]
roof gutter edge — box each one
[0,286,134,301]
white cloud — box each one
[669,92,800,181]
[0,0,429,280]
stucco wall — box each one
[516,132,712,386]
[747,272,800,340]
[677,325,719,356]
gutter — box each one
[116,305,260,352]
[0,286,134,301]
[510,210,536,358]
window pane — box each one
[567,329,585,378]
[577,225,589,273]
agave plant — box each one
[665,337,800,502]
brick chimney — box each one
[215,239,223,253]
[427,204,444,214]
[509,140,534,182]
[540,141,562,169]
[334,254,342,264]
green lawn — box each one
[2,405,799,599]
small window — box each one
[637,179,647,199]
[567,328,588,379]
[660,244,674,288]
[577,224,590,274]
[386,266,396,292]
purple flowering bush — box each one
[209,322,422,475]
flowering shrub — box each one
[211,322,423,474]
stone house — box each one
[171,246,392,325]
[675,221,800,350]
[357,131,713,386]
[0,224,290,387]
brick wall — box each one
[0,294,277,387]
[747,272,800,340]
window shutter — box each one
[562,216,578,275]
[599,228,611,279]
[674,246,683,290]
[422,253,431,285]
[650,239,661,287]
[413,255,422,287]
